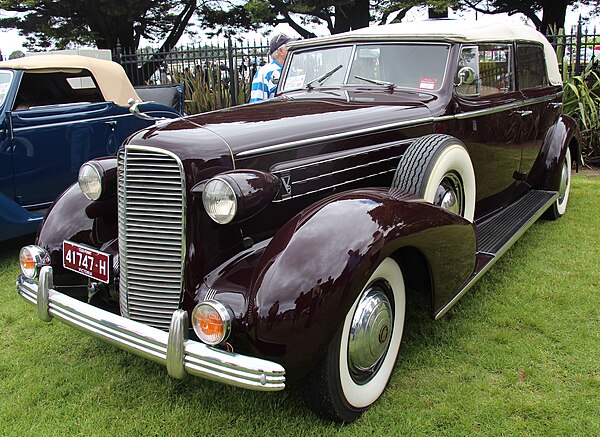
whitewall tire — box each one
[300,257,406,423]
[393,134,476,222]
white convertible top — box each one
[0,55,140,106]
[291,20,562,85]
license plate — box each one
[63,241,111,284]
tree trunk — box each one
[540,0,567,34]
[334,0,370,34]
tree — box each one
[0,0,197,53]
[458,0,597,34]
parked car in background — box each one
[0,55,182,241]
[17,21,579,422]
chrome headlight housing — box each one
[191,300,234,345]
[78,162,103,201]
[19,245,50,279]
[202,177,238,224]
[198,171,281,225]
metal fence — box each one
[113,22,600,109]
[548,20,600,77]
[114,38,270,106]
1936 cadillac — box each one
[16,21,579,422]
[0,55,181,241]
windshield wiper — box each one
[354,75,395,90]
[306,65,343,89]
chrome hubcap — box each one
[558,158,569,202]
[434,172,464,216]
[348,283,393,384]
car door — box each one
[449,43,524,219]
[10,102,123,208]
[514,42,562,177]
[8,70,148,209]
[0,70,15,203]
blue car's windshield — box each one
[0,70,13,108]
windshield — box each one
[0,70,13,107]
[282,43,450,92]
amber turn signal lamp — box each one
[19,245,50,279]
[191,300,234,345]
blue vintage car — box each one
[0,55,181,241]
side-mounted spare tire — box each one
[392,134,476,222]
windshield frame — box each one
[279,41,452,95]
[0,69,15,110]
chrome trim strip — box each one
[434,190,558,320]
[272,168,396,202]
[236,93,562,158]
[17,272,286,391]
[12,112,137,132]
[237,116,434,157]
[270,140,409,173]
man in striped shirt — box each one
[250,34,293,103]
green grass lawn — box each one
[1,174,598,435]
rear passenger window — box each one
[517,44,548,89]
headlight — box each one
[191,300,234,345]
[19,245,50,279]
[202,178,237,224]
[78,162,103,201]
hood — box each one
[184,89,437,157]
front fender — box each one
[36,182,118,284]
[245,188,476,381]
[527,114,580,191]
[0,191,44,241]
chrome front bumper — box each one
[17,266,285,391]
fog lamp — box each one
[19,245,50,279]
[202,178,237,224]
[191,300,234,345]
[78,162,103,201]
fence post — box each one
[227,37,237,107]
[114,39,122,64]
[575,16,582,75]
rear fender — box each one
[527,115,580,191]
[244,187,476,380]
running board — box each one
[434,190,557,320]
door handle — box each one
[105,120,118,126]
[550,102,563,109]
[513,110,533,117]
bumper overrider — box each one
[16,266,285,391]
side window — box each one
[13,70,104,111]
[456,44,513,97]
[0,71,13,107]
[516,44,548,89]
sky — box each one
[1,4,599,59]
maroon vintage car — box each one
[17,20,579,422]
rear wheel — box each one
[300,258,406,423]
[544,147,572,220]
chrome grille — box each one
[118,146,185,330]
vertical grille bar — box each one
[118,146,186,330]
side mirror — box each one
[456,66,477,87]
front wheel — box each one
[300,258,406,423]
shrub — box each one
[563,67,600,165]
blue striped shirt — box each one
[250,60,282,103]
